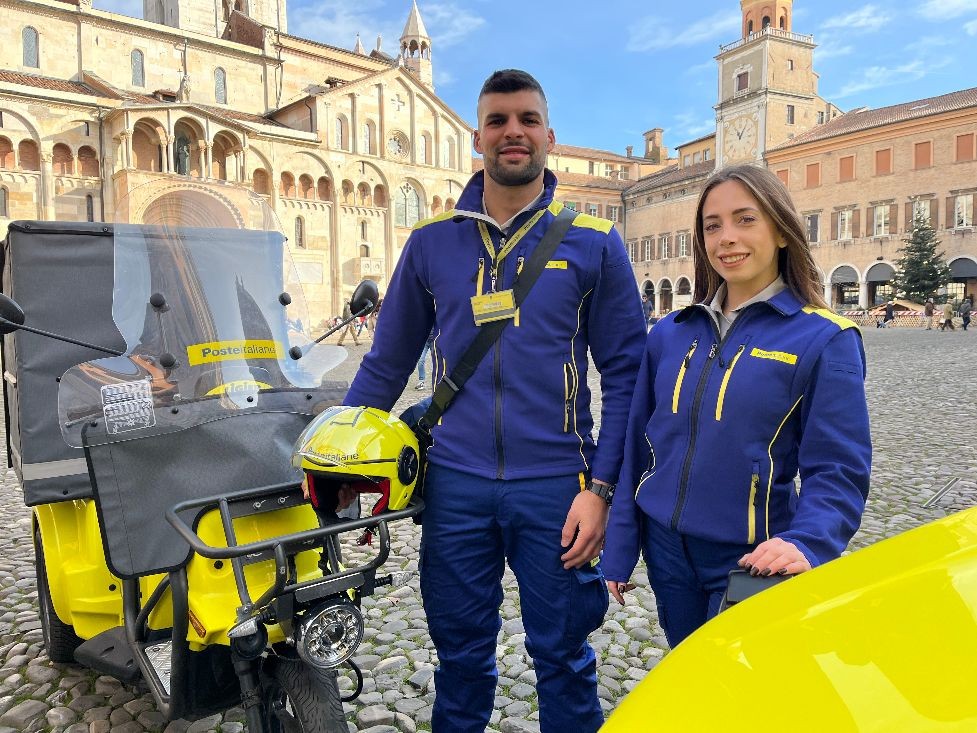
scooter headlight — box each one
[295,600,364,669]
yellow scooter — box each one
[0,182,422,731]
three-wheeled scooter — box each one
[0,181,422,731]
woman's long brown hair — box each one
[692,165,828,309]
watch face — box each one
[724,115,757,160]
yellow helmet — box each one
[292,405,420,514]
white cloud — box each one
[434,69,455,87]
[965,18,977,33]
[627,11,740,53]
[814,37,854,60]
[821,4,892,32]
[672,111,715,142]
[916,0,977,19]
[684,60,716,76]
[423,4,486,48]
[290,1,397,53]
[832,57,950,99]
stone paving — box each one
[0,328,975,732]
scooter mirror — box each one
[351,279,380,316]
[0,294,26,334]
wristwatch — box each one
[585,479,615,506]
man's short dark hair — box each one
[479,69,546,102]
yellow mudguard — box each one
[602,506,977,732]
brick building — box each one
[624,0,977,313]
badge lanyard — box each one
[476,208,547,293]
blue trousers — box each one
[420,464,608,733]
[640,516,753,648]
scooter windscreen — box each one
[58,183,344,448]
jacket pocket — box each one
[671,339,699,413]
[634,436,656,501]
[562,362,578,432]
[715,344,746,421]
[747,460,761,544]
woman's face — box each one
[701,180,783,305]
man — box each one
[940,299,956,331]
[641,293,655,329]
[336,298,360,346]
[960,295,972,331]
[923,298,935,329]
[343,69,645,732]
[882,299,895,328]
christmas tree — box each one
[892,210,950,303]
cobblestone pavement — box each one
[1,328,975,732]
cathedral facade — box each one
[0,0,470,318]
[623,0,977,312]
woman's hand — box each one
[607,580,637,606]
[738,537,812,576]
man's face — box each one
[474,89,554,188]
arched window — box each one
[359,244,370,257]
[294,216,305,248]
[317,176,332,201]
[131,49,145,87]
[362,121,375,155]
[52,143,73,175]
[357,182,372,207]
[215,68,227,104]
[252,168,270,194]
[747,20,754,34]
[779,15,786,29]
[395,183,420,227]
[299,174,314,199]
[280,172,295,197]
[335,116,348,151]
[0,187,8,217]
[762,15,771,29]
[0,137,12,169]
[18,140,39,171]
[23,27,39,68]
[373,184,386,207]
[85,194,95,222]
[360,220,368,240]
[418,133,429,165]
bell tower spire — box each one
[740,0,792,37]
[400,0,434,90]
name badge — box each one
[471,290,517,325]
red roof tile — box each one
[626,160,715,196]
[771,86,977,150]
[0,70,98,96]
[551,143,641,164]
[471,159,630,191]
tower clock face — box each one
[723,114,758,160]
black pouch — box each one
[720,569,791,611]
[399,397,432,525]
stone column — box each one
[859,281,870,309]
[349,93,358,155]
[377,83,386,159]
[39,150,55,220]
[119,130,133,170]
[203,143,212,179]
[164,135,174,173]
[823,281,832,308]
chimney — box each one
[626,145,633,158]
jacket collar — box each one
[675,286,806,323]
[452,169,558,229]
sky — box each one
[95,0,977,156]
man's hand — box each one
[559,487,609,569]
[607,580,637,605]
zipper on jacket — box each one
[514,255,524,326]
[715,344,746,421]
[671,339,699,413]
[670,307,761,531]
[562,363,572,432]
[747,460,760,544]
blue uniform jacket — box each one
[602,289,871,579]
[344,170,646,483]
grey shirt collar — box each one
[482,186,546,233]
[705,275,787,338]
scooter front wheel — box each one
[33,525,83,663]
[261,657,347,732]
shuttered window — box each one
[805,162,820,188]
[838,155,854,182]
[913,141,932,169]
[875,148,892,176]
[956,133,975,163]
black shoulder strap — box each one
[417,206,578,434]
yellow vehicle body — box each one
[34,496,325,649]
[602,506,977,732]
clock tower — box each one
[715,0,822,168]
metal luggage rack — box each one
[165,481,424,614]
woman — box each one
[602,165,872,647]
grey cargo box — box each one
[2,221,127,506]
